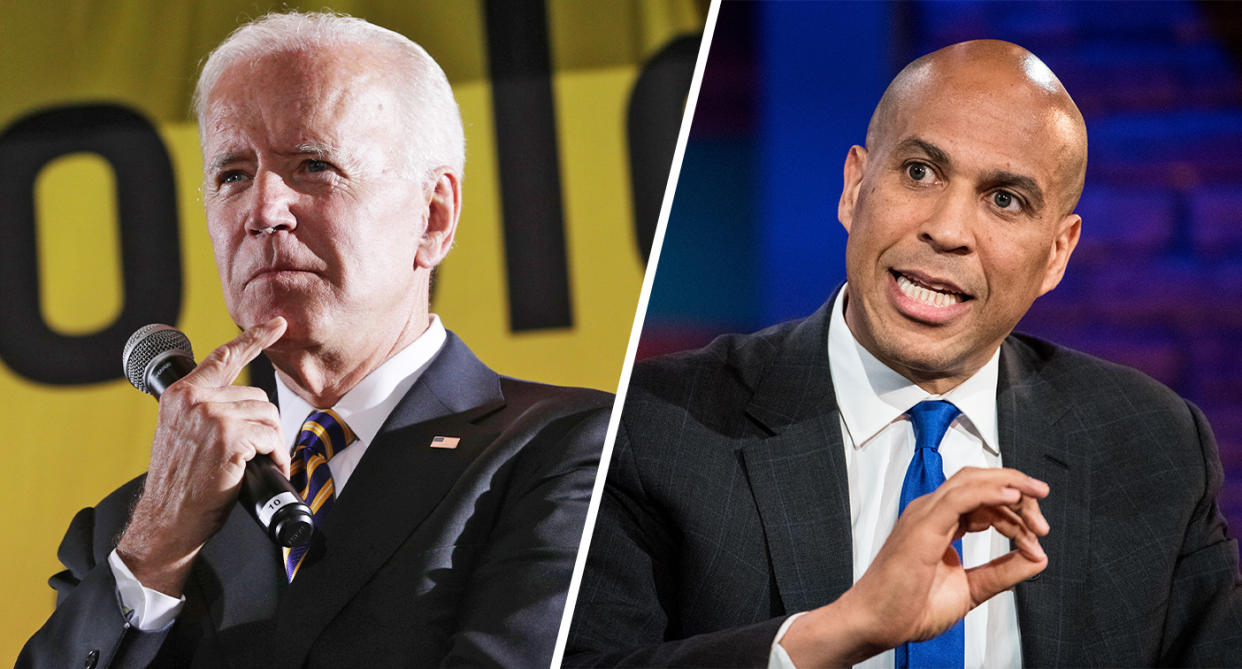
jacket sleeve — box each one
[16,480,172,669]
[1158,401,1242,665]
[563,419,789,668]
[440,405,611,669]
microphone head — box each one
[123,324,194,395]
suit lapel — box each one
[997,339,1091,667]
[271,333,506,665]
[740,304,855,613]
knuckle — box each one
[220,425,250,453]
[214,343,236,367]
[939,487,961,507]
[907,493,933,513]
[161,380,192,403]
[200,401,227,420]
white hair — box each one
[193,10,465,180]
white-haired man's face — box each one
[200,46,452,354]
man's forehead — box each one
[882,98,1066,166]
[200,105,342,158]
[204,46,390,119]
[200,49,398,151]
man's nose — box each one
[917,187,974,254]
[245,170,298,236]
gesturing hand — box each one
[782,467,1050,667]
[116,317,288,596]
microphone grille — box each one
[123,324,193,394]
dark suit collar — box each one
[743,298,838,432]
[739,299,856,612]
[998,336,1090,667]
[375,330,505,431]
[259,332,505,666]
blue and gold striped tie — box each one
[283,409,355,581]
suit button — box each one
[84,649,99,668]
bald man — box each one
[565,41,1242,667]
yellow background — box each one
[1,1,705,661]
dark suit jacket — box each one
[19,332,611,669]
[565,301,1242,667]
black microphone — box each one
[122,324,314,548]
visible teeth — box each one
[897,273,963,307]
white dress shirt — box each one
[109,316,447,631]
[770,291,1021,668]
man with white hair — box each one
[20,12,608,668]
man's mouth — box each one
[892,270,971,308]
[247,266,321,285]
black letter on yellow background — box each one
[627,35,698,265]
[0,104,181,384]
[485,0,573,332]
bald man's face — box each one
[838,57,1083,392]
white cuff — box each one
[108,549,185,631]
[769,611,809,669]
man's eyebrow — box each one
[206,143,339,172]
[894,137,952,167]
[980,170,1046,212]
[293,142,337,157]
[207,152,246,173]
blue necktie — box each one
[895,400,963,669]
[283,409,355,581]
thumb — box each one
[966,550,1047,607]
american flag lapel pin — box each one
[430,435,460,449]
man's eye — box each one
[220,171,245,184]
[906,162,930,181]
[306,159,330,173]
[992,190,1017,210]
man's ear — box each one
[839,145,867,232]
[415,168,462,270]
[1038,212,1081,296]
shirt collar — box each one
[827,289,1000,454]
[275,315,448,449]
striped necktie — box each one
[896,400,964,669]
[283,409,355,581]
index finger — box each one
[928,468,1049,531]
[188,317,287,388]
[949,467,1049,500]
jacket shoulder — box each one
[497,376,613,416]
[625,317,805,435]
[1006,332,1187,409]
[1004,331,1206,454]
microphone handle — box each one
[147,352,314,547]
[240,459,315,547]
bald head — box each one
[865,40,1087,214]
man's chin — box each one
[868,326,977,384]
[263,319,318,348]
[233,308,320,347]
